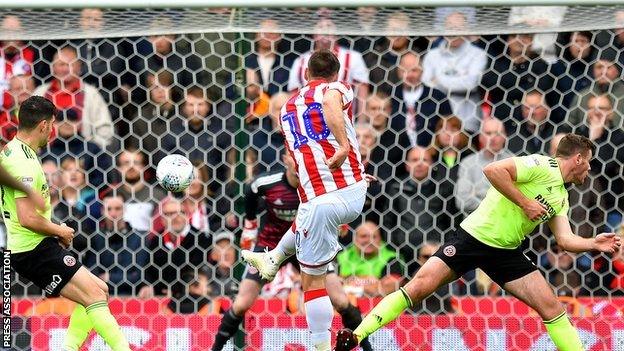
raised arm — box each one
[323,89,350,170]
[482,158,547,221]
[548,215,621,254]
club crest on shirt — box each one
[63,255,76,267]
[443,245,456,257]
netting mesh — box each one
[3,5,624,350]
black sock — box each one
[211,308,244,351]
[338,304,374,351]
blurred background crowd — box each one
[3,5,624,314]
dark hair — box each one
[555,134,595,158]
[308,49,340,79]
[18,96,57,131]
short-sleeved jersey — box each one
[461,154,569,249]
[245,171,300,248]
[280,80,364,202]
[0,138,51,253]
[287,46,370,91]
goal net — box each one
[2,3,624,350]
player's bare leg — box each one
[336,257,455,351]
[211,278,263,351]
[60,266,131,351]
[302,271,334,351]
[326,272,373,351]
[503,271,584,350]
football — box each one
[156,154,195,192]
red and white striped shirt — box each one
[287,46,369,92]
[280,79,364,203]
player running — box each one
[242,50,368,351]
[2,96,131,351]
[211,153,373,351]
[335,134,621,351]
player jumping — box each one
[211,153,373,351]
[242,50,369,351]
[2,96,132,351]
[334,134,621,351]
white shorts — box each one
[294,181,367,275]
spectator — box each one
[153,162,224,234]
[84,193,148,295]
[0,15,32,111]
[410,241,453,313]
[567,50,624,128]
[368,12,428,91]
[140,19,207,89]
[570,95,624,212]
[42,108,112,188]
[429,115,471,170]
[594,10,624,67]
[208,230,239,298]
[393,52,453,147]
[247,92,289,176]
[360,93,411,169]
[551,31,596,121]
[128,69,178,161]
[434,7,476,31]
[114,148,166,233]
[141,197,212,298]
[508,6,568,63]
[382,147,456,260]
[167,268,212,314]
[539,240,581,297]
[1,74,34,144]
[422,10,487,133]
[455,118,512,216]
[481,34,555,122]
[337,221,405,297]
[507,90,556,155]
[32,46,114,149]
[163,86,233,183]
[287,18,369,113]
[73,8,140,122]
[41,159,62,214]
[245,19,290,100]
[56,157,101,256]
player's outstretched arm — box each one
[483,158,547,221]
[15,198,75,248]
[0,164,46,211]
[548,215,622,254]
[323,89,349,170]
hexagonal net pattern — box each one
[2,5,624,350]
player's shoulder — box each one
[325,81,354,94]
[2,139,35,163]
[251,171,285,193]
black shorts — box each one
[433,227,537,286]
[11,237,82,297]
[243,245,300,283]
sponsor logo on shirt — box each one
[43,274,62,295]
[535,194,556,221]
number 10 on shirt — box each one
[282,102,331,149]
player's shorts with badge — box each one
[11,237,82,297]
[433,226,537,286]
[294,180,367,275]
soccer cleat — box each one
[334,329,359,351]
[241,249,280,281]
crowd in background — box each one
[2,5,624,313]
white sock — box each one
[304,289,333,351]
[272,228,296,262]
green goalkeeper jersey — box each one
[0,138,51,253]
[461,154,569,249]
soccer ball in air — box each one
[156,154,195,192]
